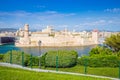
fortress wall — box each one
[16,35,97,47]
[30,36,91,46]
[15,24,99,47]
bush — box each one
[0,54,4,61]
[1,50,46,67]
[44,50,78,68]
[40,53,47,66]
[78,55,120,67]
[89,46,113,56]
[80,46,120,67]
[25,56,38,66]
[27,54,46,67]
[3,50,30,66]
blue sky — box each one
[0,0,120,31]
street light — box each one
[38,40,41,68]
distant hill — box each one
[0,28,17,32]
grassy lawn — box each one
[37,65,119,78]
[0,66,109,80]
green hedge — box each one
[3,50,30,66]
[0,54,4,61]
[78,55,120,67]
[44,50,78,68]
[1,50,47,67]
[78,46,120,67]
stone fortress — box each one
[15,24,99,47]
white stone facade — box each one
[15,24,99,47]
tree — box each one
[104,33,120,52]
[89,46,112,56]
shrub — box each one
[40,53,47,66]
[3,50,30,66]
[78,55,120,67]
[44,50,78,68]
[0,54,4,61]
[26,53,47,67]
[81,46,120,67]
[2,50,46,67]
[89,46,113,56]
[28,56,41,66]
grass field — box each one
[36,65,119,78]
[0,66,110,80]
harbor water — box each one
[0,44,97,56]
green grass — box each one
[37,65,119,78]
[0,66,109,80]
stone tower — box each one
[92,30,98,44]
[24,24,29,38]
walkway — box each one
[0,62,119,80]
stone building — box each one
[15,24,99,47]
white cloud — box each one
[0,11,76,22]
[0,22,23,28]
[108,20,113,23]
[30,24,47,30]
[0,11,32,17]
[104,8,120,13]
[0,10,120,31]
[78,20,106,26]
[57,25,69,28]
[73,19,120,28]
[0,11,75,17]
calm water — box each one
[0,44,97,56]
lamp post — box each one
[38,40,41,68]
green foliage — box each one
[1,50,47,67]
[40,53,47,66]
[29,56,39,66]
[105,33,120,52]
[27,54,47,66]
[78,55,120,67]
[3,50,30,66]
[44,50,78,68]
[78,46,120,67]
[0,54,4,61]
[89,46,113,56]
[116,51,120,57]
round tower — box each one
[24,24,29,38]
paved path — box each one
[0,62,119,80]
